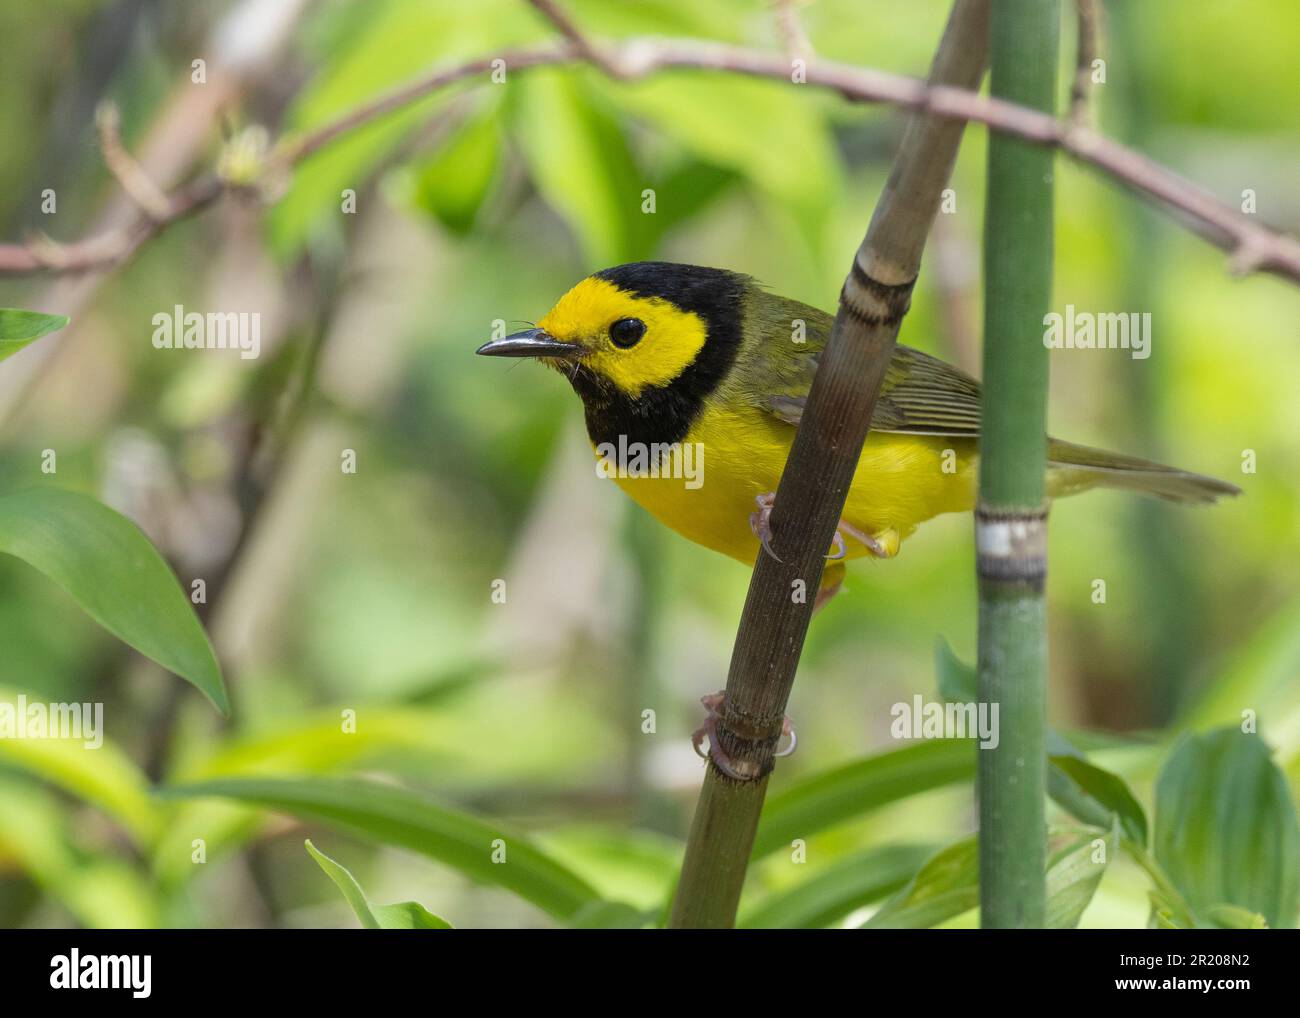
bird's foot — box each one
[834,519,899,560]
[751,491,899,563]
[691,690,795,780]
[749,492,782,562]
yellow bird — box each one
[478,262,1239,769]
[479,260,1238,580]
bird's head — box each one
[476,262,747,403]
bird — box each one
[477,261,1240,774]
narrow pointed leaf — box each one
[753,740,975,858]
[1050,754,1148,848]
[864,827,1112,930]
[935,637,977,702]
[0,488,226,714]
[0,309,68,362]
[168,776,600,920]
[565,901,651,929]
[741,844,932,929]
[1045,825,1115,929]
[863,837,979,929]
[305,840,450,929]
[1202,904,1269,930]
[940,639,1147,845]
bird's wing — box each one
[766,344,984,437]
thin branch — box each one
[95,102,173,221]
[525,0,628,78]
[0,174,222,273]
[271,45,571,167]
[2,34,1298,283]
[634,41,1300,281]
[773,0,815,60]
[0,45,569,276]
[1069,0,1102,126]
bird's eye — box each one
[609,317,646,349]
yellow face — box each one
[537,277,709,397]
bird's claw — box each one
[836,518,893,559]
[748,493,782,563]
[691,690,796,780]
[749,493,891,563]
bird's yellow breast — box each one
[597,401,980,564]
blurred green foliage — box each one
[0,0,1297,929]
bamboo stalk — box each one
[668,0,990,929]
[975,0,1059,929]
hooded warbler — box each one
[478,261,1240,606]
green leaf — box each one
[166,776,600,920]
[1047,763,1114,831]
[1154,728,1300,928]
[1202,904,1269,930]
[935,637,977,702]
[398,101,501,235]
[741,844,933,929]
[638,159,736,246]
[565,900,651,929]
[150,800,265,890]
[864,827,1114,930]
[0,309,68,362]
[1045,825,1115,929]
[535,825,681,914]
[512,69,648,264]
[366,910,452,930]
[938,639,1148,846]
[176,706,458,780]
[369,901,451,929]
[0,777,160,928]
[1050,754,1148,848]
[613,73,840,242]
[753,740,974,858]
[0,489,227,714]
[1148,888,1190,929]
[563,0,751,39]
[0,688,162,846]
[305,840,450,929]
[862,837,979,929]
[267,3,516,258]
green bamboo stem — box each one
[667,0,990,929]
[976,0,1059,928]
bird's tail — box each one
[1047,439,1242,505]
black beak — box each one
[476,328,581,359]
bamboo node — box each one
[974,503,1049,584]
[708,693,787,782]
